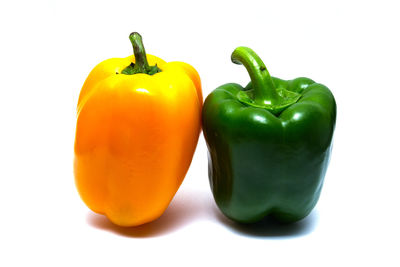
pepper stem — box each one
[122,32,161,75]
[129,32,150,73]
[231,47,279,106]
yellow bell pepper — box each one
[74,32,202,226]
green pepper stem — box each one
[129,32,150,73]
[231,47,279,105]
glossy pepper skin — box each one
[202,47,336,224]
[74,33,202,226]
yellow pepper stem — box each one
[122,32,162,75]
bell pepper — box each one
[202,47,336,224]
[74,32,202,226]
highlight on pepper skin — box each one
[74,32,202,227]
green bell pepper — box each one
[202,47,336,224]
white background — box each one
[1,0,399,266]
